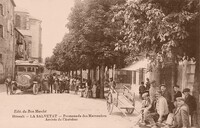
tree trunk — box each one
[100,64,105,99]
[75,70,78,78]
[88,69,91,80]
[171,54,178,101]
[193,40,200,127]
[80,69,82,83]
[150,61,161,86]
[93,67,96,82]
[72,70,74,77]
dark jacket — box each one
[162,90,172,102]
[174,91,182,101]
[162,90,174,112]
[185,94,197,115]
[145,81,150,90]
[174,103,190,128]
[139,85,146,95]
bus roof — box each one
[15,60,44,66]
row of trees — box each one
[46,0,199,124]
[45,0,129,98]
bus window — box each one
[27,67,35,72]
[18,66,26,72]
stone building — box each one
[29,16,42,62]
[14,7,42,62]
[0,0,16,83]
[14,28,28,60]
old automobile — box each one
[11,60,44,95]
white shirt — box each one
[156,96,169,116]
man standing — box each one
[5,74,12,95]
[160,84,172,102]
[139,82,146,99]
[182,88,197,127]
[173,85,182,101]
[145,78,150,91]
[48,74,54,93]
[160,84,173,112]
[109,78,116,89]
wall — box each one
[0,0,15,83]
[177,60,195,92]
[14,10,42,62]
[15,11,29,30]
[29,18,42,62]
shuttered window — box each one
[0,4,3,16]
[0,25,3,38]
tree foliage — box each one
[113,0,199,65]
[45,0,128,73]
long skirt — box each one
[54,82,59,91]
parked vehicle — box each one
[11,60,44,95]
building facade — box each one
[0,0,16,83]
[14,7,42,62]
[29,16,42,62]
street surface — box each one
[0,84,142,128]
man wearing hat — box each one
[182,88,197,127]
[173,85,182,101]
[149,80,159,102]
[145,90,169,128]
[160,84,173,112]
[141,92,151,124]
[5,74,12,95]
[173,97,190,128]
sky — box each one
[14,0,75,59]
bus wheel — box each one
[11,84,16,95]
[33,84,38,95]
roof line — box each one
[14,28,24,37]
[11,0,16,7]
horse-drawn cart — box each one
[106,85,135,116]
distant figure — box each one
[75,79,80,94]
[149,80,159,102]
[182,88,197,127]
[54,75,60,93]
[92,81,97,98]
[173,85,182,101]
[48,74,54,93]
[109,78,116,89]
[85,79,92,98]
[79,79,86,97]
[96,80,100,98]
[145,78,150,91]
[5,74,12,95]
[42,75,49,93]
[139,82,146,99]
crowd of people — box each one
[138,78,197,128]
[40,73,101,98]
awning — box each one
[121,59,148,71]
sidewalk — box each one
[0,84,6,93]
